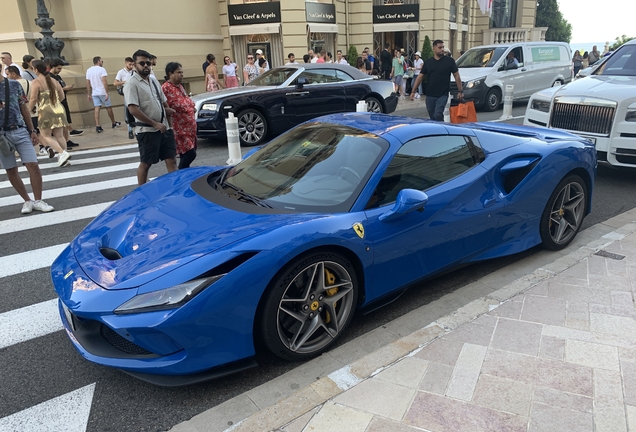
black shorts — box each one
[137,129,177,165]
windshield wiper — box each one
[215,170,272,208]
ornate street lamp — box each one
[34,0,67,63]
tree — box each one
[611,35,635,50]
[536,0,572,43]
[347,46,358,67]
[421,36,434,62]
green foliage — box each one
[536,0,572,43]
[347,46,358,67]
[611,35,635,50]
[421,36,434,61]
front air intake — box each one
[100,247,123,260]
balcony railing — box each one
[482,27,548,44]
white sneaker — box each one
[39,147,47,156]
[415,93,420,99]
[58,150,71,167]
[21,201,34,214]
[32,200,54,212]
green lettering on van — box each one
[531,47,561,62]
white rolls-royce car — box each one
[524,39,636,168]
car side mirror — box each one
[296,77,308,89]
[379,189,429,222]
[498,64,505,72]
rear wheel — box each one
[259,252,358,361]
[483,87,502,112]
[237,109,268,146]
[540,174,587,250]
[365,97,384,113]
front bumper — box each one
[196,116,226,139]
[450,81,488,108]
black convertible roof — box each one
[276,62,370,80]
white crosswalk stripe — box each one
[0,299,62,349]
[0,243,67,278]
[16,152,139,173]
[0,163,139,189]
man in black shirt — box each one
[380,43,393,80]
[410,39,464,121]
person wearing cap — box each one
[412,52,423,99]
[255,50,269,72]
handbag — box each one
[450,100,477,124]
[0,78,16,157]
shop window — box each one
[490,0,518,28]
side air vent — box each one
[100,247,123,260]
[499,156,541,194]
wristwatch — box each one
[30,130,38,134]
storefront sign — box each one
[531,46,562,62]
[372,4,419,23]
[228,2,281,26]
[306,3,336,24]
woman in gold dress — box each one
[28,60,71,167]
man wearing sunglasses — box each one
[124,50,177,185]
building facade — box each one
[1,0,544,127]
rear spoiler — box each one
[456,121,590,143]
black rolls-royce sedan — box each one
[193,63,398,146]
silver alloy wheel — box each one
[238,111,266,145]
[365,98,382,113]
[276,261,355,354]
[548,181,585,245]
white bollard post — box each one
[356,100,368,112]
[443,94,452,123]
[500,85,514,120]
[226,112,242,165]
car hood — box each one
[550,75,636,100]
[72,168,295,290]
[452,67,495,83]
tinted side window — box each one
[368,136,481,209]
[336,70,354,81]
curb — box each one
[167,209,636,432]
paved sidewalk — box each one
[170,209,636,432]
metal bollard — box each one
[356,100,368,112]
[500,85,514,120]
[443,94,452,122]
[225,112,242,165]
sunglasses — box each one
[247,57,254,60]
[137,61,152,67]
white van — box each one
[452,42,572,111]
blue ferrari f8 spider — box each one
[51,113,596,385]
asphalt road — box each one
[2,104,636,432]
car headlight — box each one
[531,99,551,113]
[201,103,218,112]
[465,78,484,89]
[114,275,224,314]
[626,111,636,122]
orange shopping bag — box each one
[450,101,477,124]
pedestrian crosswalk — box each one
[0,143,231,431]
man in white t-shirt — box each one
[285,53,299,65]
[1,52,23,78]
[86,56,120,133]
[336,50,348,65]
[114,57,136,139]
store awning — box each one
[229,23,280,36]
[308,23,339,33]
[373,22,419,33]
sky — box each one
[557,0,632,44]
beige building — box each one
[2,0,544,128]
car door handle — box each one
[483,198,498,208]
[285,91,309,96]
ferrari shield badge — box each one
[352,222,365,239]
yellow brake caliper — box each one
[324,269,338,324]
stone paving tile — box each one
[588,254,609,276]
[488,300,523,320]
[405,391,527,432]
[567,301,590,322]
[590,312,636,338]
[565,339,620,371]
[521,295,566,326]
[419,362,453,395]
[539,336,565,361]
[481,349,593,396]
[473,313,498,328]
[532,386,593,414]
[446,343,487,401]
[472,374,533,416]
[302,401,373,432]
[589,303,636,318]
[333,377,416,421]
[280,407,319,432]
[543,324,636,350]
[619,347,636,363]
[442,321,496,347]
[491,318,543,356]
[556,260,589,285]
[621,360,636,406]
[594,369,628,432]
[626,405,636,432]
[590,274,633,292]
[612,291,635,309]
[414,337,464,367]
[528,402,593,432]
[546,283,612,305]
[364,416,421,432]
[526,283,548,296]
[374,356,428,389]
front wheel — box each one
[540,174,587,250]
[237,109,268,146]
[259,252,358,361]
[365,97,384,113]
[483,88,502,112]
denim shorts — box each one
[92,95,112,107]
[0,128,38,170]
